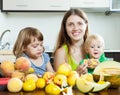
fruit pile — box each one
[1,57,119,94]
[0,58,77,94]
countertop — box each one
[0,50,13,55]
[104,50,120,52]
[0,88,120,95]
[0,50,120,55]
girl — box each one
[13,27,54,77]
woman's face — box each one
[66,15,87,42]
[24,37,44,59]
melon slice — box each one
[76,73,111,93]
[93,61,120,88]
[93,61,120,76]
[76,77,94,93]
[92,81,110,92]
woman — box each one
[53,8,89,76]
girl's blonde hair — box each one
[84,34,105,51]
[13,27,43,57]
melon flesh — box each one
[92,81,110,92]
[93,61,120,75]
[76,77,94,93]
[76,73,111,93]
[93,61,120,88]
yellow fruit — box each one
[23,79,36,91]
[25,74,38,82]
[67,71,79,87]
[7,78,23,92]
[36,78,46,89]
[45,83,61,95]
[54,74,67,86]
[43,72,55,84]
[57,63,72,76]
[26,67,35,74]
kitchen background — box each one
[0,0,120,52]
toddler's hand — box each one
[88,59,99,69]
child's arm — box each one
[46,62,55,73]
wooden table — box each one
[0,88,120,95]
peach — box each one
[14,57,31,72]
[11,70,25,81]
[43,72,55,84]
[0,60,15,77]
[54,74,67,86]
[7,78,23,92]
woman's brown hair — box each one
[54,8,89,55]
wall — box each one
[0,11,120,51]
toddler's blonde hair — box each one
[84,34,105,52]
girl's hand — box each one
[76,63,88,76]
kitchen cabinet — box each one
[70,0,110,12]
[1,0,70,12]
[105,52,120,62]
[1,0,110,12]
[110,0,120,11]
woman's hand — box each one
[76,63,88,76]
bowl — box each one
[0,78,10,90]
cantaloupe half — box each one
[93,61,120,88]
[76,73,110,93]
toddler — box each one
[80,34,108,73]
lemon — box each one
[36,78,46,89]
[45,83,61,95]
[23,79,36,91]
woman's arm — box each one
[53,47,66,71]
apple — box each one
[43,72,55,84]
[23,79,36,91]
[67,71,79,87]
[54,74,67,86]
[25,73,38,82]
[57,63,72,76]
